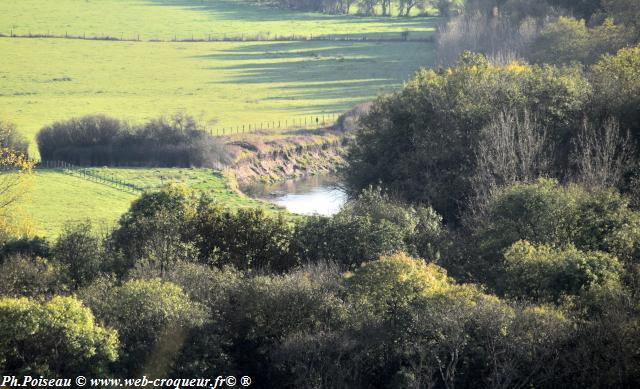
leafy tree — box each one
[81,278,206,376]
[503,240,623,301]
[0,296,118,376]
[0,255,69,298]
[108,184,197,277]
[345,53,590,222]
[54,221,103,289]
[192,205,294,272]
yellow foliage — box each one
[504,61,532,74]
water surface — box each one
[243,175,347,216]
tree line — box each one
[248,0,462,16]
[436,0,639,65]
[1,178,639,386]
[345,47,640,224]
[36,114,230,168]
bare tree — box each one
[469,109,550,220]
[436,11,540,66]
[572,117,634,189]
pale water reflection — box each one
[243,175,347,216]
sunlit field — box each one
[21,168,277,236]
[1,38,435,151]
[0,0,437,40]
[1,0,436,234]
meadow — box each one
[1,38,435,153]
[21,168,278,237]
[1,0,437,236]
[0,0,437,40]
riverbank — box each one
[223,127,351,187]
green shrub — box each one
[345,53,590,222]
[503,240,623,301]
[0,296,118,376]
[0,255,69,298]
[478,179,640,263]
[192,205,294,272]
[54,221,103,289]
[292,187,443,267]
[81,278,206,376]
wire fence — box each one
[207,113,340,136]
[37,160,144,193]
[27,112,342,191]
[0,30,434,43]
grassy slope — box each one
[1,38,435,151]
[23,168,278,237]
[1,0,437,237]
[0,0,437,40]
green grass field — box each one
[0,0,437,40]
[1,0,437,237]
[22,168,278,237]
[1,38,435,153]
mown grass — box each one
[21,168,280,237]
[0,0,438,40]
[0,38,435,154]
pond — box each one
[242,175,347,216]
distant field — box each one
[22,168,278,237]
[0,0,437,40]
[0,38,435,153]
[1,0,437,237]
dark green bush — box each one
[36,114,229,167]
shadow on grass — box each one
[146,0,439,32]
[191,40,435,112]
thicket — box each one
[3,1,640,385]
[248,0,460,16]
[36,114,230,168]
[0,180,639,386]
[344,48,640,223]
[436,0,639,65]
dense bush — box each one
[36,114,230,167]
[503,240,623,301]
[0,236,51,263]
[80,278,206,376]
[472,179,640,289]
[0,255,69,298]
[0,296,118,376]
[275,254,573,388]
[345,53,590,222]
[477,179,640,262]
[192,205,294,272]
[291,187,444,267]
